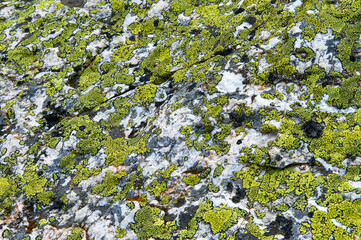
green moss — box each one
[160,196,169,205]
[111,44,135,62]
[19,164,48,197]
[287,106,313,122]
[234,165,324,206]
[46,137,60,149]
[127,202,135,209]
[255,210,266,219]
[6,108,15,120]
[183,175,200,185]
[60,193,69,206]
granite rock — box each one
[0,0,361,239]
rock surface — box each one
[1,0,361,239]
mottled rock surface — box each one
[1,0,361,239]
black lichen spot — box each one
[164,212,177,222]
[179,205,198,229]
[190,29,202,35]
[133,178,145,190]
[236,232,261,240]
[129,35,136,41]
[174,198,186,208]
[214,47,233,57]
[325,39,339,55]
[229,111,246,128]
[303,120,324,138]
[248,30,256,40]
[321,75,342,87]
[51,200,65,210]
[0,123,6,136]
[241,54,249,63]
[153,19,159,27]
[264,215,293,239]
[61,0,84,7]
[67,66,82,89]
[326,0,338,3]
[308,211,314,218]
[308,157,316,166]
[231,187,246,203]
[79,126,86,131]
[268,71,278,83]
[43,105,67,128]
[350,45,361,62]
[226,182,233,192]
[246,16,257,24]
[139,68,152,83]
[234,7,245,15]
[236,139,242,145]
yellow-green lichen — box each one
[183,175,200,186]
[129,206,176,240]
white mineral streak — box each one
[216,71,244,93]
[233,22,253,37]
[288,21,303,36]
[317,95,357,114]
[86,38,109,56]
[42,226,76,240]
[147,0,168,18]
[261,37,282,51]
[257,57,272,74]
[284,0,303,13]
[87,218,116,240]
[42,48,66,68]
[75,206,90,222]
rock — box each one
[0,0,361,239]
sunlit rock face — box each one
[1,0,361,239]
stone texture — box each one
[0,0,361,239]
